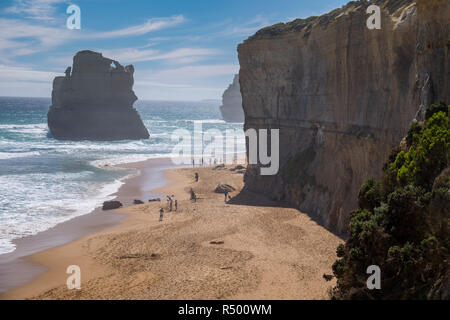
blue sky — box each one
[0,0,348,101]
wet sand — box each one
[1,161,343,300]
[0,157,179,295]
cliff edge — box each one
[48,50,150,141]
[238,0,449,234]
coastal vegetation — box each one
[331,103,450,300]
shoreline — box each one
[1,160,343,300]
[0,157,181,296]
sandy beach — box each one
[0,159,343,300]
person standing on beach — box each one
[190,188,197,203]
[169,199,173,212]
[195,172,199,182]
[159,208,164,222]
[224,191,229,203]
[175,200,178,212]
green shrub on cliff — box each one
[331,104,449,300]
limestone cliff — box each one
[238,0,449,234]
[48,50,149,141]
[220,74,244,123]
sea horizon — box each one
[0,95,222,104]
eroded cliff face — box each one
[48,50,149,141]
[220,74,244,123]
[238,0,449,234]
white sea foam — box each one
[0,151,40,160]
[0,123,48,135]
[0,172,128,255]
[90,153,169,168]
[194,119,227,124]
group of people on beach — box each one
[160,171,202,222]
[191,157,219,167]
[158,168,233,222]
[159,195,177,222]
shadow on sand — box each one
[227,189,345,239]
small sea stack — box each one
[47,50,150,141]
[219,74,244,123]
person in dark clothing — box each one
[195,172,199,182]
[189,188,196,202]
[190,188,197,202]
[159,208,164,221]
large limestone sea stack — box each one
[48,50,149,140]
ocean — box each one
[0,97,244,254]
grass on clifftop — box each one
[331,102,450,300]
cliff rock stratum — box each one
[48,50,149,141]
[238,0,449,234]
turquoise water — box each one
[0,97,244,254]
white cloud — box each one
[100,48,159,63]
[141,14,272,44]
[134,64,239,100]
[0,15,186,63]
[87,15,185,39]
[220,14,271,37]
[4,0,65,22]
[0,62,238,100]
[149,48,218,63]
[150,64,239,81]
[134,84,225,101]
[0,0,239,101]
[0,64,58,82]
[0,18,70,62]
[101,47,218,64]
[134,81,192,89]
[0,64,59,97]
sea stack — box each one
[48,50,149,140]
[219,74,244,123]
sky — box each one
[0,0,349,101]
